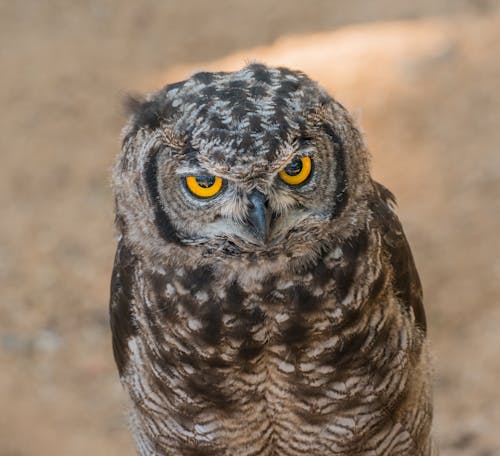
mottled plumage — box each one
[110,64,435,455]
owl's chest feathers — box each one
[137,228,379,369]
[126,229,422,452]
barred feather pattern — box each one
[112,225,433,455]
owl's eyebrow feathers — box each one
[175,164,212,176]
[169,136,312,180]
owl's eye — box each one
[279,156,312,186]
[185,175,223,198]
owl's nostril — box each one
[248,191,269,209]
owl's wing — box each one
[109,239,138,376]
[371,181,426,334]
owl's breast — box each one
[127,229,424,454]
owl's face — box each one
[155,132,346,251]
[116,64,372,263]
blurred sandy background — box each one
[1,1,500,455]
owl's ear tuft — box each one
[123,93,162,132]
[123,93,144,115]
[372,180,397,208]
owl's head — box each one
[114,64,374,267]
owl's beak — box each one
[246,190,270,245]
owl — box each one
[110,64,435,455]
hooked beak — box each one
[246,191,270,245]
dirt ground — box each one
[1,1,500,455]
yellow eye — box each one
[185,175,223,198]
[279,156,312,185]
